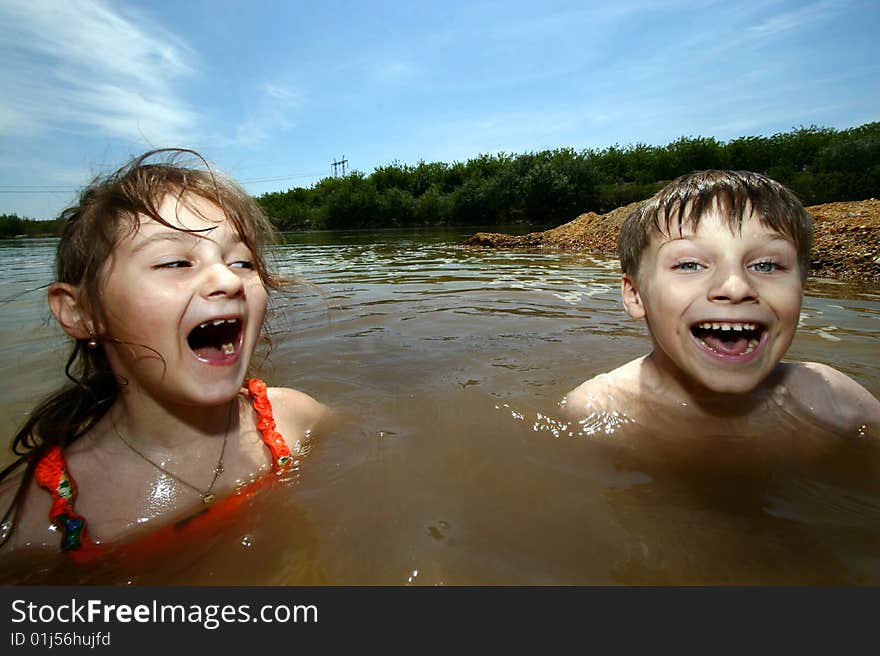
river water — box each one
[1,229,879,584]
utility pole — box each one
[331,156,348,177]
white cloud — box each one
[0,0,200,143]
[221,82,301,148]
[747,0,841,36]
[0,103,37,134]
[263,83,300,104]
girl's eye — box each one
[673,260,703,271]
[156,260,191,269]
[229,260,255,270]
[750,260,779,273]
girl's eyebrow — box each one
[130,231,201,254]
[130,227,246,254]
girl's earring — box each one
[87,337,98,349]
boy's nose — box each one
[708,267,758,303]
[201,262,244,298]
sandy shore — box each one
[466,199,880,283]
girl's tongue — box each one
[187,319,240,361]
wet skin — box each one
[622,205,803,400]
[98,194,268,411]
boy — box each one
[563,170,880,453]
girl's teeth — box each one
[197,318,236,329]
[222,342,235,355]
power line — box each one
[1,160,350,205]
[0,185,78,189]
[0,168,333,194]
[0,190,78,194]
[331,156,348,177]
[239,170,328,184]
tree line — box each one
[3,122,877,237]
[0,214,64,239]
[257,122,880,230]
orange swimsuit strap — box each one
[33,444,92,552]
[247,378,293,468]
[34,378,291,555]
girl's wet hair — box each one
[1,149,278,544]
[618,170,813,282]
[60,148,279,318]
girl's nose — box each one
[201,262,244,298]
[709,265,758,303]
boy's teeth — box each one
[698,321,759,331]
[222,342,235,355]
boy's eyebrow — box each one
[656,231,794,250]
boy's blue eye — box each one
[751,261,778,273]
[674,261,702,271]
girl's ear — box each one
[48,283,94,340]
[621,273,646,320]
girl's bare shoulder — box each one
[0,470,58,553]
[266,386,329,437]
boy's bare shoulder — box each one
[779,361,880,435]
[266,386,329,436]
[563,357,645,419]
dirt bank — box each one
[465,199,880,283]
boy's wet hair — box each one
[618,170,813,282]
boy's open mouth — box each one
[690,321,766,357]
[187,318,242,362]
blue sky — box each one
[1,0,878,219]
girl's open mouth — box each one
[690,321,766,358]
[186,318,243,364]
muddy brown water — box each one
[1,229,878,584]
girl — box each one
[0,149,326,559]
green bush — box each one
[0,214,63,238]
[254,122,880,230]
